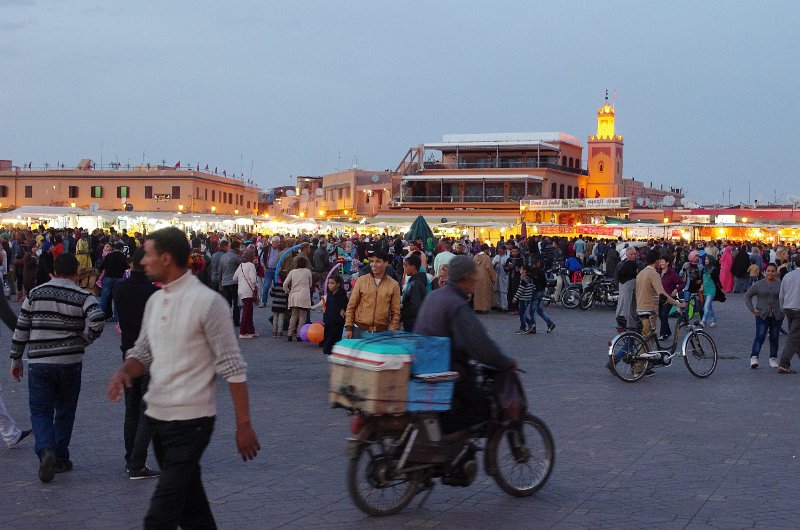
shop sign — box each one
[681,214,711,224]
[715,214,736,224]
[154,194,171,202]
[525,197,630,210]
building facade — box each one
[0,161,260,216]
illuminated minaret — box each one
[586,90,624,198]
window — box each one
[551,183,557,198]
[568,157,574,168]
[567,186,572,199]
[247,201,250,209]
[204,188,208,200]
[0,185,7,198]
[575,159,580,170]
[172,186,181,199]
[559,184,565,199]
[116,186,130,199]
[598,161,604,173]
[68,186,79,198]
[25,185,33,198]
[91,186,103,198]
[212,190,216,202]
[562,156,567,166]
[240,194,243,205]
[145,186,153,199]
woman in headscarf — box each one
[472,243,496,313]
[75,233,92,270]
[731,244,751,293]
[700,254,724,327]
[718,245,734,293]
[233,247,259,338]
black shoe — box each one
[54,459,73,473]
[39,448,56,483]
[547,323,556,333]
[105,318,118,323]
[526,324,536,334]
[9,429,32,448]
[780,327,788,336]
[129,466,160,480]
[287,336,293,342]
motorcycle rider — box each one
[415,255,516,432]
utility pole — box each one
[748,181,751,205]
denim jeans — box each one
[701,295,716,324]
[28,362,82,461]
[529,291,553,328]
[261,268,276,305]
[124,375,151,471]
[99,276,123,320]
[145,416,216,530]
[517,300,532,329]
[658,300,672,337]
[752,316,782,358]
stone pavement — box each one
[1,291,799,529]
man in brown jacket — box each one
[344,250,400,338]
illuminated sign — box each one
[524,197,631,210]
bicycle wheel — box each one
[579,289,595,310]
[609,331,650,383]
[561,286,581,309]
[489,414,555,497]
[347,431,421,516]
[682,330,718,378]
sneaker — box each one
[9,429,32,448]
[657,334,671,341]
[515,329,526,335]
[547,323,556,333]
[258,302,265,308]
[526,324,536,334]
[129,466,160,480]
[239,334,255,339]
[39,448,56,483]
[54,459,73,473]
[750,356,759,369]
[709,321,717,327]
[272,331,278,338]
[770,358,780,369]
[698,321,706,328]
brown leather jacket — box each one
[345,273,401,332]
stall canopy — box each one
[405,215,435,251]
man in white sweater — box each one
[778,255,800,373]
[107,227,260,529]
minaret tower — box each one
[586,90,624,198]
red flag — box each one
[175,161,180,169]
[204,164,209,171]
[595,190,600,198]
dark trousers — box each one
[507,276,520,311]
[145,416,216,530]
[28,362,82,461]
[221,285,240,326]
[124,374,151,471]
[779,309,800,369]
[752,316,782,358]
[240,297,255,335]
[322,322,344,355]
[658,300,672,337]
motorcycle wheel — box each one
[347,431,421,516]
[560,286,581,309]
[579,289,595,310]
[489,414,555,497]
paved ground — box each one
[1,291,799,529]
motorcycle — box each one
[542,266,574,306]
[579,268,618,310]
[344,366,555,516]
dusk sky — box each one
[1,0,797,204]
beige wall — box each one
[0,168,260,215]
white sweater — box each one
[126,270,247,421]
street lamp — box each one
[178,204,184,211]
[211,206,216,213]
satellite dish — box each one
[286,190,295,197]
[440,217,448,223]
[370,174,380,183]
[636,197,645,207]
[663,195,675,207]
[90,203,99,212]
[315,188,323,196]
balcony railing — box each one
[420,160,587,175]
[401,195,520,203]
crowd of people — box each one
[2,224,800,526]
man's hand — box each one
[344,329,353,339]
[10,360,23,382]
[753,309,760,317]
[235,423,260,461]
[107,369,133,402]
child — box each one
[270,270,289,337]
[322,274,348,355]
[511,264,534,335]
[747,256,761,288]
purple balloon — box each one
[299,323,312,342]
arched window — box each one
[551,183,557,198]
[598,161,604,173]
[561,156,567,166]
[567,185,573,199]
[559,184,565,199]
[579,188,585,199]
[569,157,574,168]
[575,159,580,170]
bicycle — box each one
[607,294,718,382]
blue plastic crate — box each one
[370,331,451,375]
[406,379,455,412]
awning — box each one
[401,174,543,182]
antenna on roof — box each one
[605,89,609,103]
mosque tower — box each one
[586,91,624,198]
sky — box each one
[1,0,798,205]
